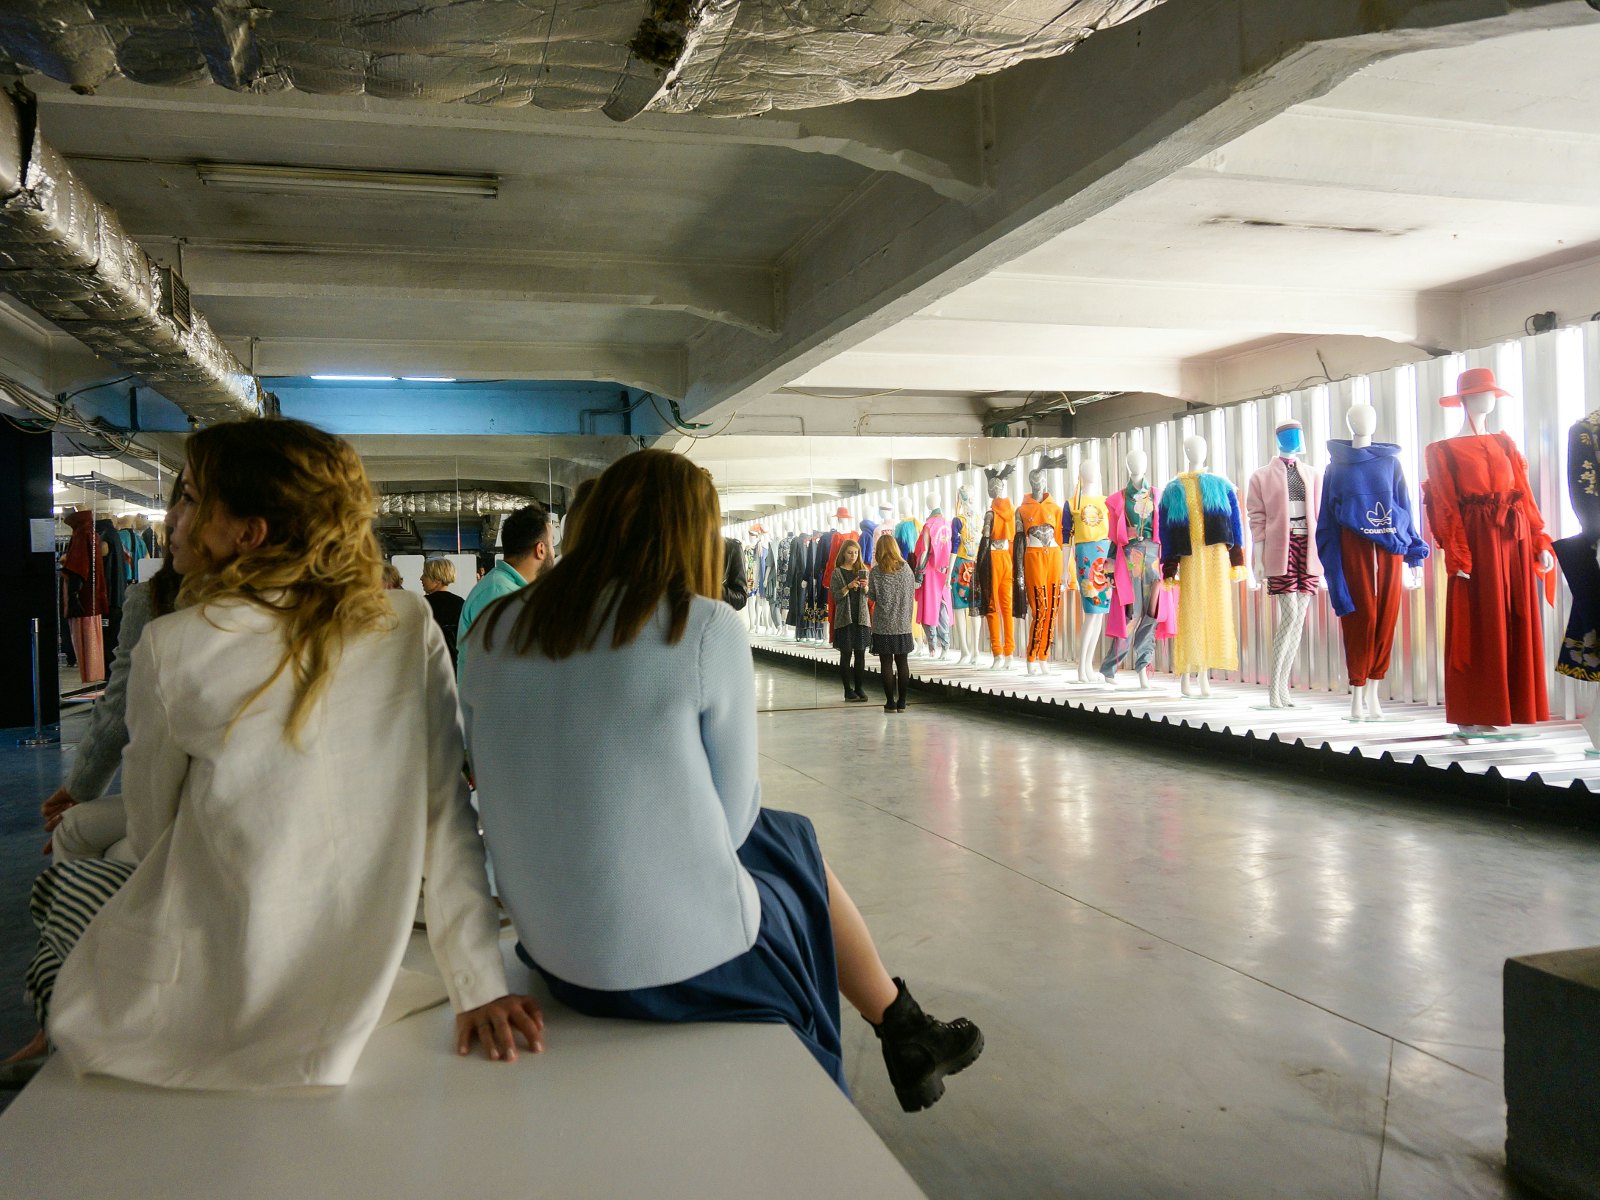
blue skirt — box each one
[518,809,847,1094]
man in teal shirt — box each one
[458,505,554,676]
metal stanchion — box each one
[18,617,58,748]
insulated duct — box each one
[377,490,534,517]
[0,1,1166,120]
[0,89,261,423]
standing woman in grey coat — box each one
[869,534,917,713]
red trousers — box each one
[1338,527,1401,687]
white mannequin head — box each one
[1028,466,1047,497]
[1184,435,1208,470]
[1125,449,1149,484]
[1463,391,1496,433]
[1077,458,1101,493]
[926,485,943,515]
[1346,403,1377,443]
[957,484,973,508]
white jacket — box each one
[49,590,508,1089]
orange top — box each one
[989,497,1016,541]
[1018,494,1063,546]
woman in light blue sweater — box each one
[462,450,983,1111]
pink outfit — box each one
[1245,457,1324,579]
[1105,488,1177,642]
[913,514,953,626]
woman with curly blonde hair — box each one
[37,417,541,1090]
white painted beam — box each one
[681,0,1600,421]
[1199,334,1435,408]
[177,244,776,336]
[1185,106,1600,209]
[30,80,985,202]
[925,275,1464,347]
[252,339,685,397]
[1459,252,1600,347]
[795,350,1199,397]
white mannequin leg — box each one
[1135,666,1151,690]
[1077,613,1106,683]
[1267,593,1311,709]
[1349,684,1368,722]
[1364,680,1385,719]
[1583,685,1600,753]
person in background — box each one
[830,540,871,702]
[381,562,403,590]
[722,536,748,610]
[420,558,465,670]
[25,417,540,1090]
[458,505,553,671]
[870,534,916,713]
[462,450,982,1113]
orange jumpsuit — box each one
[1018,493,1065,663]
[986,498,1017,657]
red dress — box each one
[1422,434,1554,726]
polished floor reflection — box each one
[757,659,1594,1199]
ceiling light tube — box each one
[401,377,457,383]
[197,163,499,199]
[311,374,397,382]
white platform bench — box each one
[0,938,926,1200]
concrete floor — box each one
[2,660,1596,1195]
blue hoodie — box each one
[1316,440,1430,617]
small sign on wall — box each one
[29,518,54,553]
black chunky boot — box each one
[871,978,983,1112]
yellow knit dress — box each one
[1172,473,1238,673]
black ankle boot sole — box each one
[891,1024,984,1113]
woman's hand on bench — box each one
[455,995,545,1062]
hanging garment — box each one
[1159,472,1246,674]
[1422,433,1554,726]
[859,520,879,565]
[984,499,1016,658]
[1558,410,1600,680]
[1018,493,1064,663]
[893,518,919,563]
[1336,528,1403,687]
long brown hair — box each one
[178,418,392,742]
[836,539,864,574]
[874,533,905,573]
[479,449,721,659]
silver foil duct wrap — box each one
[377,490,535,517]
[0,90,261,423]
[0,0,1166,119]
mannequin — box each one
[983,466,1017,669]
[1018,458,1066,676]
[1246,419,1324,709]
[950,484,982,664]
[913,489,953,658]
[60,507,108,684]
[1065,459,1112,683]
[779,525,801,638]
[1318,403,1429,721]
[1102,449,1174,688]
[892,506,925,654]
[1555,407,1600,753]
[749,525,775,632]
[1158,436,1248,697]
[1422,368,1555,736]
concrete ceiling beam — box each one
[178,245,778,336]
[1183,106,1600,209]
[794,350,1201,397]
[922,276,1464,347]
[679,0,1600,423]
[29,79,985,202]
[251,338,685,398]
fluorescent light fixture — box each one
[196,163,499,199]
[311,374,397,382]
[401,377,456,383]
[52,482,67,493]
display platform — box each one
[750,635,1600,825]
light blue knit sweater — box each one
[461,596,762,990]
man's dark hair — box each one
[500,505,550,558]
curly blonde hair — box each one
[179,418,394,743]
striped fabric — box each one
[25,858,135,1027]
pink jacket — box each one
[1246,457,1323,579]
[913,514,953,626]
[1105,488,1177,642]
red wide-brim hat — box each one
[1440,367,1510,408]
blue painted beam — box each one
[265,378,653,436]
